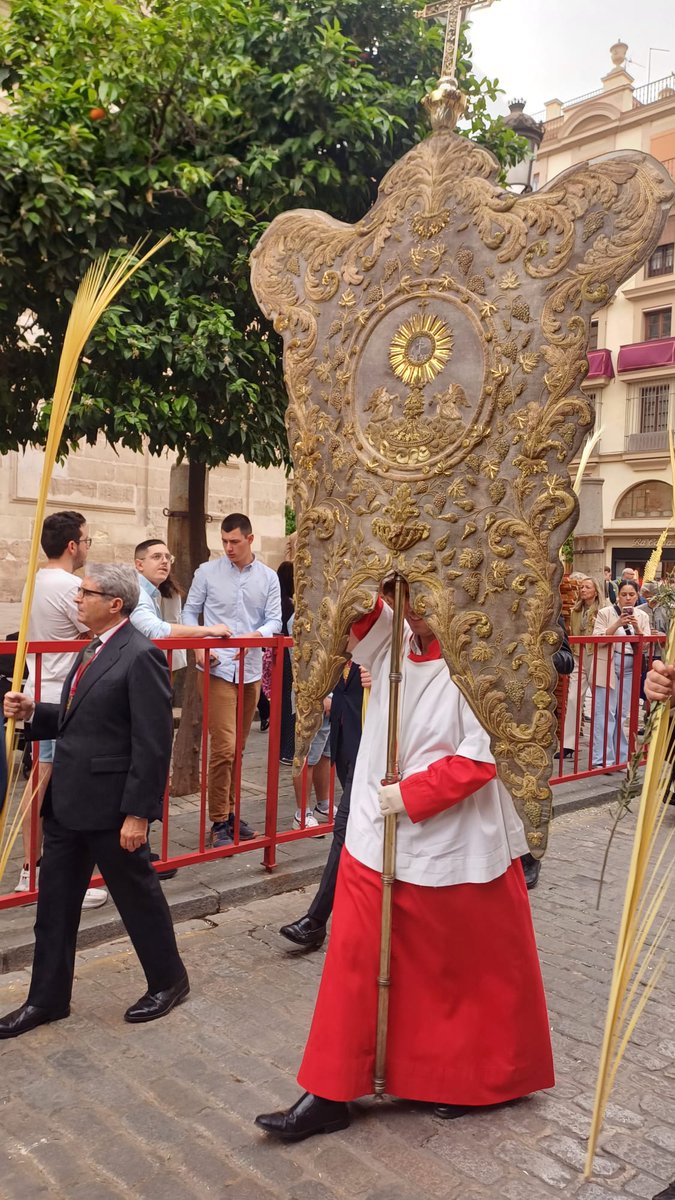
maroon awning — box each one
[586,348,614,379]
[617,337,675,373]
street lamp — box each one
[503,99,545,193]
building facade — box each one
[0,443,288,607]
[533,42,675,578]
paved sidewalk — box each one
[0,727,625,972]
[1,801,673,1200]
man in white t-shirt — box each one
[18,511,107,908]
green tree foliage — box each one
[0,0,527,466]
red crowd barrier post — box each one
[626,633,644,762]
[262,635,285,872]
[199,652,210,855]
[232,647,246,845]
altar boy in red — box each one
[255,589,554,1140]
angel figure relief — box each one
[251,108,674,858]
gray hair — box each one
[640,580,659,598]
[87,563,140,615]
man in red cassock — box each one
[255,585,554,1139]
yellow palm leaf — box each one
[0,237,170,872]
[585,429,675,1176]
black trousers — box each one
[28,814,186,1011]
[280,649,295,761]
[307,760,353,927]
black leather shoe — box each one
[433,1103,474,1119]
[0,1003,70,1039]
[150,852,178,881]
[652,1183,675,1199]
[255,1092,350,1141]
[124,974,189,1023]
[520,852,541,891]
[279,915,326,949]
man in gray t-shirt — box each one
[16,511,107,909]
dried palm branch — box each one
[0,237,170,877]
[585,432,675,1177]
[643,523,672,584]
[573,426,604,496]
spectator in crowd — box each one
[561,578,602,760]
[131,539,231,648]
[614,567,646,604]
[292,699,332,831]
[280,658,367,949]
[131,537,235,882]
[592,580,651,768]
[182,514,282,848]
[17,510,107,909]
[640,581,670,638]
[0,564,189,1038]
[604,567,617,605]
[277,561,295,764]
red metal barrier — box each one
[0,628,666,908]
[551,631,665,784]
[0,634,328,908]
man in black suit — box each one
[0,563,188,1038]
[280,660,366,949]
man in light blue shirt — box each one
[182,514,282,848]
[130,539,231,646]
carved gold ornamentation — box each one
[250,123,675,858]
[389,312,454,387]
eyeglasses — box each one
[75,586,115,599]
[78,537,93,548]
[146,552,175,564]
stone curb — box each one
[0,773,621,974]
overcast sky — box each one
[466,0,674,118]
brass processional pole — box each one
[373,0,496,1103]
[373,572,406,1094]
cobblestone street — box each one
[1,800,674,1200]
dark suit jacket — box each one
[31,621,173,831]
[329,662,364,768]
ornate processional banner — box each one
[251,61,674,858]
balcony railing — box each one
[633,75,675,108]
[625,383,675,453]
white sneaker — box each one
[314,799,331,819]
[82,887,108,909]
[293,809,320,830]
[15,865,39,893]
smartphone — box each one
[621,606,634,616]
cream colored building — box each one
[0,444,288,606]
[533,41,675,578]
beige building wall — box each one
[0,440,288,604]
[534,45,675,576]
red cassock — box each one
[297,601,555,1105]
[298,848,554,1106]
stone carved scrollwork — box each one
[250,128,674,856]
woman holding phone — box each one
[592,580,651,767]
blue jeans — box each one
[593,655,634,768]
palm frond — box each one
[585,429,675,1176]
[0,237,170,873]
[573,426,604,496]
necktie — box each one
[81,637,102,665]
[67,637,102,707]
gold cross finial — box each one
[416,0,496,81]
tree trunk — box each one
[168,459,209,797]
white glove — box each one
[378,782,405,815]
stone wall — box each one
[0,438,288,602]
